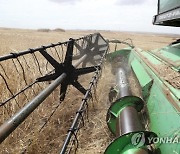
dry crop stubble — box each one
[0,29,114,153]
[0,28,177,153]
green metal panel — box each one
[135,49,180,101]
[159,0,180,13]
[147,83,180,153]
[105,132,153,154]
[107,48,131,61]
[131,59,153,99]
[107,96,144,135]
[106,43,180,153]
[130,49,180,154]
[151,43,180,71]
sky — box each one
[0,0,180,34]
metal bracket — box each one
[73,33,108,67]
[37,38,100,101]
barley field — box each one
[0,28,178,154]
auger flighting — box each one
[105,51,157,154]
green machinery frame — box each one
[105,42,180,153]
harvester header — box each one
[0,1,179,154]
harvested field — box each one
[0,28,178,153]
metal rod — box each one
[117,106,143,136]
[116,67,132,98]
[115,67,143,137]
[0,73,66,143]
[60,66,99,154]
[0,53,87,143]
[0,81,37,107]
[60,49,107,154]
[0,34,93,62]
[73,54,87,67]
[0,42,67,62]
[60,79,95,154]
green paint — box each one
[131,59,153,99]
[106,43,180,153]
[130,48,180,154]
[147,83,180,153]
[105,131,156,154]
[107,48,132,62]
[107,96,144,135]
[151,43,180,70]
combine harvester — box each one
[105,1,180,154]
[0,0,179,154]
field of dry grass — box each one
[0,28,178,154]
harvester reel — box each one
[73,33,108,67]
